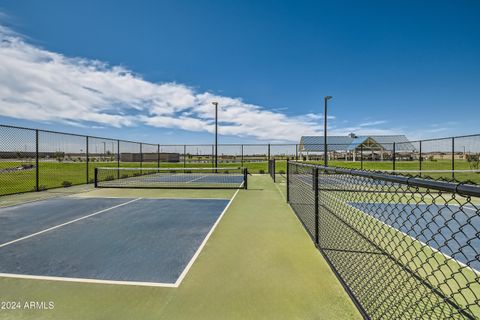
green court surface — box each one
[0,175,360,319]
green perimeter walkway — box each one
[0,175,360,319]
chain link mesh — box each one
[0,125,37,195]
[1,124,480,196]
[287,161,480,319]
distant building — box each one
[299,134,415,161]
[120,153,180,162]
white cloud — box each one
[0,24,398,142]
[358,120,388,127]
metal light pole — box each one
[324,96,332,166]
[212,102,219,169]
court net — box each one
[287,161,479,320]
[95,167,248,189]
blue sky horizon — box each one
[0,0,479,144]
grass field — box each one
[1,159,479,196]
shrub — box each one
[61,181,72,187]
[466,153,480,170]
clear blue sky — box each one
[0,0,479,144]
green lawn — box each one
[1,159,478,196]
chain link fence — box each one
[287,161,480,319]
[1,123,480,196]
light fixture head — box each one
[324,96,333,100]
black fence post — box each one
[140,143,143,170]
[241,144,244,167]
[314,167,319,244]
[286,160,290,202]
[393,142,396,171]
[419,140,422,177]
[35,129,39,191]
[117,140,120,179]
[268,143,271,161]
[157,144,160,169]
[360,145,364,170]
[452,137,455,180]
[295,144,298,161]
[184,144,187,168]
[86,136,89,183]
[211,145,214,168]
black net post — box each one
[86,136,89,183]
[313,167,319,244]
[35,129,39,192]
[157,144,160,168]
[243,168,248,189]
[94,167,98,188]
[295,144,298,160]
[268,143,271,160]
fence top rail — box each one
[2,123,480,148]
[287,161,480,198]
[0,124,150,145]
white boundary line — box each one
[0,194,68,209]
[0,273,176,288]
[0,193,239,288]
[69,195,232,200]
[186,175,209,183]
[0,198,142,249]
[173,188,240,287]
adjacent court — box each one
[348,202,480,271]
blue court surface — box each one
[140,174,245,184]
[348,202,480,271]
[0,197,230,285]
